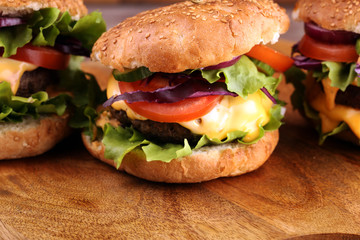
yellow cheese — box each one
[107,75,273,142]
[309,78,360,138]
[0,58,37,94]
[180,93,272,142]
[107,75,147,120]
[321,78,338,110]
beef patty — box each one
[16,68,57,97]
[335,85,360,109]
[110,109,200,144]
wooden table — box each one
[0,10,359,240]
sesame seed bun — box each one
[293,0,360,33]
[0,0,88,20]
[0,113,71,160]
[82,130,279,183]
[86,0,287,183]
[92,0,289,73]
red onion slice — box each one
[305,22,359,45]
[355,64,360,77]
[202,56,242,70]
[0,17,26,27]
[104,80,236,107]
[291,43,322,70]
[261,88,277,104]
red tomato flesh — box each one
[1,44,70,70]
[246,44,294,72]
[118,75,222,123]
[298,34,358,63]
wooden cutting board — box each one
[0,41,359,240]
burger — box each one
[83,0,292,183]
[290,0,360,145]
[0,0,106,160]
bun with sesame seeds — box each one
[0,0,87,20]
[84,0,291,183]
[92,0,289,73]
[293,0,360,33]
[289,0,360,145]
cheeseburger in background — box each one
[0,0,106,160]
[83,0,293,183]
[290,0,360,145]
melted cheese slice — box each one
[180,93,272,142]
[308,77,360,138]
[0,58,37,94]
[107,75,273,142]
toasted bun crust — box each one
[0,0,88,20]
[293,0,360,33]
[92,0,289,73]
[0,114,71,160]
[82,130,279,183]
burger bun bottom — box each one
[0,113,71,160]
[82,130,279,183]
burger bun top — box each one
[293,0,360,33]
[0,0,88,20]
[92,0,289,73]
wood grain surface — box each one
[0,41,359,240]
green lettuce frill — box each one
[0,8,106,57]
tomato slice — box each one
[118,75,222,123]
[2,44,70,70]
[246,44,294,72]
[298,34,358,63]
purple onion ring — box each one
[0,17,26,27]
[305,22,360,45]
[202,56,242,70]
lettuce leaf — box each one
[197,55,281,98]
[0,25,32,57]
[100,103,284,166]
[319,61,358,91]
[0,8,106,57]
[0,81,70,122]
